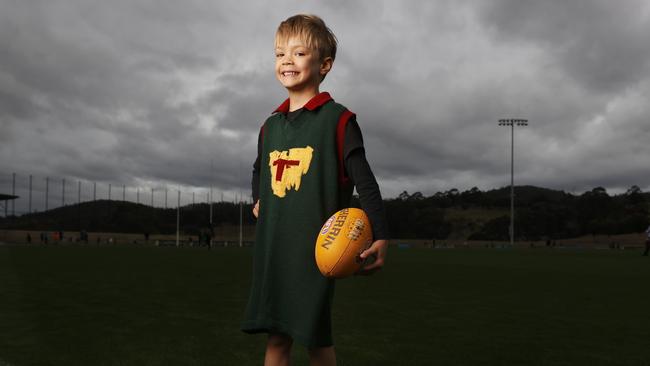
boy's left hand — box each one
[357,239,388,276]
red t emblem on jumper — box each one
[268,146,313,198]
[272,159,300,181]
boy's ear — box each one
[320,57,333,78]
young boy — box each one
[241,14,389,365]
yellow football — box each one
[315,208,373,278]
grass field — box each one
[1,245,649,366]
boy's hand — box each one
[356,239,388,276]
[253,200,259,218]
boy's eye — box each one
[275,53,284,58]
[296,52,305,56]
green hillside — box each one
[0,200,254,236]
[1,185,648,240]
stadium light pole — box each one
[239,160,243,247]
[209,188,213,226]
[45,177,49,211]
[29,175,32,214]
[498,118,528,248]
[239,192,243,247]
[176,188,180,247]
[210,160,214,230]
[11,173,15,216]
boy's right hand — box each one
[253,200,260,218]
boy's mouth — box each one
[281,71,299,77]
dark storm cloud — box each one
[1,0,650,213]
[0,88,38,121]
[477,0,650,94]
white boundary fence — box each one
[0,172,250,217]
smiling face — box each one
[275,36,332,94]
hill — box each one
[386,185,649,240]
[0,200,255,235]
[1,185,648,240]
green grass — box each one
[1,245,649,365]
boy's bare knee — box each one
[308,346,336,366]
[265,334,293,366]
[267,333,293,350]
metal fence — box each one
[0,172,250,218]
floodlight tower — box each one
[176,188,180,247]
[498,118,528,247]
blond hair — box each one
[275,14,338,62]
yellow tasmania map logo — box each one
[269,146,314,198]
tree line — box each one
[2,185,648,240]
[383,185,649,240]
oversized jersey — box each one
[241,92,354,347]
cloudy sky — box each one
[1,0,650,213]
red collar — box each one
[273,92,333,114]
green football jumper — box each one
[241,92,354,347]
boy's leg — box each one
[265,333,293,366]
[308,346,337,366]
